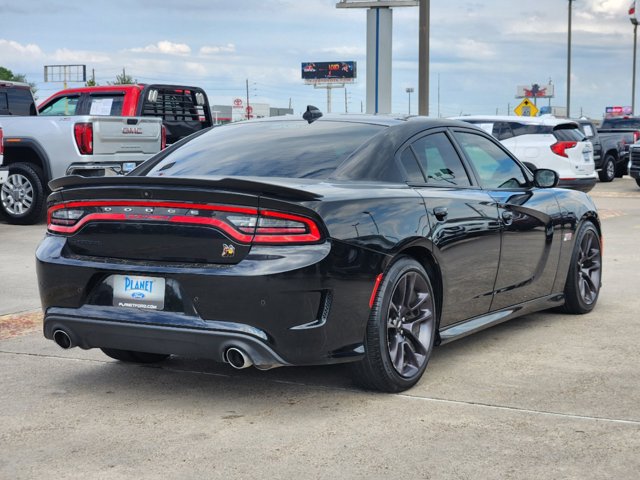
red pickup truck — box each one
[38,84,213,145]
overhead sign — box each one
[516,83,554,99]
[514,98,539,117]
[302,61,357,84]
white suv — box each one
[453,115,597,192]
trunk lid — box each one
[91,116,162,155]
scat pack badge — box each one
[222,244,236,258]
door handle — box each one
[501,210,514,225]
[433,206,448,221]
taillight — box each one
[47,201,323,245]
[550,141,577,158]
[74,123,93,155]
[634,131,640,143]
[0,128,4,155]
[161,125,167,150]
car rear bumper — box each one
[558,177,597,192]
[44,307,289,369]
[37,234,384,366]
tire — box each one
[561,222,602,314]
[597,155,616,182]
[0,163,45,225]
[101,348,170,364]
[351,256,437,392]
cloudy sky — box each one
[0,0,636,118]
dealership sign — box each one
[301,61,357,84]
[605,106,633,116]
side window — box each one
[7,88,36,116]
[88,94,124,115]
[454,132,528,189]
[0,93,7,111]
[399,148,426,183]
[411,132,471,187]
[492,122,514,140]
[39,96,80,116]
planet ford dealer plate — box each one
[112,275,165,310]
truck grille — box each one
[631,147,640,168]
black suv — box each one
[0,81,37,116]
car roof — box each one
[0,80,31,89]
[452,115,579,127]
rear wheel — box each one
[101,348,170,364]
[597,155,615,182]
[561,222,601,314]
[0,162,45,225]
[351,257,437,392]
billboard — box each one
[516,83,555,98]
[302,61,357,84]
[605,106,633,117]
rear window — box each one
[601,117,640,129]
[88,94,124,115]
[2,87,36,116]
[145,120,385,179]
[553,125,585,142]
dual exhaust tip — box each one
[225,347,253,369]
[53,331,264,371]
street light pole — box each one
[566,0,574,118]
[406,87,414,115]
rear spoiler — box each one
[48,175,322,201]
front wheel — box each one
[0,163,45,225]
[597,156,616,182]
[101,348,170,364]
[561,222,602,314]
[351,257,437,392]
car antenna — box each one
[303,105,323,124]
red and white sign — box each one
[631,1,638,25]
[233,98,243,108]
[246,105,253,114]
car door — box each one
[399,130,502,326]
[451,129,562,311]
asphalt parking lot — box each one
[1,178,639,479]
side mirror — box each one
[533,168,559,188]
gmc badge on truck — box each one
[122,127,143,135]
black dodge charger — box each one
[37,111,602,392]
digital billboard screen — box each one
[301,61,357,83]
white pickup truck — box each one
[0,80,163,224]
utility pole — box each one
[406,87,414,115]
[245,79,251,120]
[418,0,430,116]
[566,0,574,118]
[633,23,638,115]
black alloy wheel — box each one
[352,257,436,392]
[597,155,616,182]
[101,348,170,364]
[562,222,602,314]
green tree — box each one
[0,65,38,97]
[111,68,136,85]
[85,77,98,87]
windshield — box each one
[145,120,386,179]
[601,117,640,129]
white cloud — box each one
[53,48,110,63]
[131,41,191,55]
[315,46,365,57]
[0,39,43,58]
[199,43,236,55]
[185,62,207,75]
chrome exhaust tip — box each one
[225,347,253,369]
[52,329,74,349]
